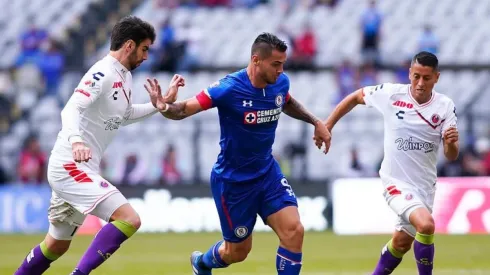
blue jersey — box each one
[197,69,290,182]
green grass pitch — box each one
[1,232,489,274]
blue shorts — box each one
[210,163,298,243]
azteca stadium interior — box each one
[1,0,490,274]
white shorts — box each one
[381,175,435,237]
[46,160,128,240]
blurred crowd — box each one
[0,0,486,185]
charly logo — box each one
[395,137,435,153]
[103,118,122,131]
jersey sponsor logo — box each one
[242,100,253,107]
[234,226,248,238]
[243,107,282,124]
[275,94,284,107]
[103,118,122,131]
[244,112,257,124]
[75,89,90,97]
[395,137,435,153]
[84,80,95,87]
[392,100,413,109]
[112,82,123,88]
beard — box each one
[128,50,140,71]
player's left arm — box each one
[121,103,158,126]
[283,95,331,153]
[442,102,459,161]
[282,95,321,125]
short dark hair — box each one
[110,16,156,51]
[412,51,439,71]
[251,32,287,58]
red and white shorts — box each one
[46,157,127,240]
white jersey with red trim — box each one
[50,54,156,173]
[362,83,457,192]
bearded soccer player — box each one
[321,51,458,275]
[145,33,331,275]
[14,16,183,275]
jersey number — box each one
[281,178,295,197]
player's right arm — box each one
[147,77,230,120]
[61,70,111,162]
[324,83,391,132]
[324,88,365,132]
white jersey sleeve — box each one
[362,83,396,113]
[441,99,457,134]
[121,102,158,126]
[61,72,112,144]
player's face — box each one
[259,49,287,84]
[128,38,151,70]
[409,63,440,98]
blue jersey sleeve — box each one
[206,78,233,108]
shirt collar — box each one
[105,54,129,77]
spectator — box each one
[360,0,382,66]
[395,58,411,84]
[176,21,203,72]
[17,135,46,184]
[358,61,377,88]
[38,39,65,96]
[418,25,439,55]
[161,144,182,185]
[290,23,317,70]
[335,59,358,103]
[15,24,48,66]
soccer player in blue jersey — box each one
[146,33,331,275]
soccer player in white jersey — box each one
[320,52,459,275]
[14,16,182,275]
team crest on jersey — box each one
[405,193,413,200]
[431,114,441,124]
[100,181,109,188]
[234,226,248,238]
[275,94,284,107]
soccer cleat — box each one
[190,251,212,275]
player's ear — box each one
[408,67,412,81]
[251,55,260,66]
[126,40,135,51]
[434,71,440,83]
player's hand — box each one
[145,78,167,110]
[72,142,92,163]
[165,74,185,103]
[312,121,331,154]
[444,127,459,144]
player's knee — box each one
[111,204,141,230]
[391,236,412,254]
[45,235,71,256]
[223,243,252,263]
[124,212,141,230]
[279,221,304,248]
[416,218,435,235]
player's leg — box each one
[260,172,302,275]
[191,173,258,274]
[408,207,435,275]
[372,222,415,275]
[71,192,139,275]
[14,192,85,275]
